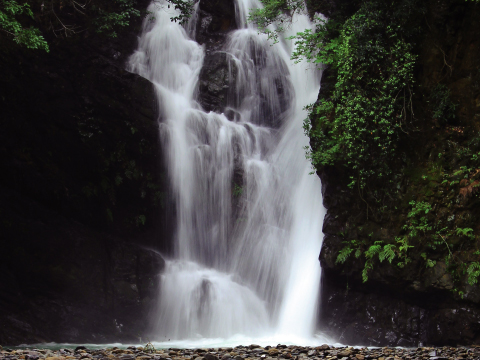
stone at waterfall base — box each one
[0,344,479,360]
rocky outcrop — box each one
[0,1,172,345]
[0,214,165,344]
[315,0,480,346]
[196,0,237,113]
[319,264,480,346]
[196,0,295,127]
[198,51,232,113]
[197,0,237,39]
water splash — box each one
[129,0,326,344]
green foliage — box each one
[337,199,478,285]
[362,241,383,282]
[404,201,432,238]
[1,0,151,49]
[248,0,305,42]
[251,0,479,291]
[160,0,194,25]
[399,200,479,288]
[456,227,473,237]
[233,183,243,198]
[301,1,420,189]
[467,262,480,285]
[0,0,48,51]
[428,84,457,124]
[336,239,365,263]
[336,243,354,264]
[421,253,437,268]
[380,243,397,264]
[93,0,140,37]
[395,236,413,268]
[336,238,402,282]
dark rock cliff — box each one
[0,0,249,346]
[314,0,480,346]
[0,0,171,345]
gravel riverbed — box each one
[1,344,479,360]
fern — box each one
[362,261,373,283]
[365,241,383,259]
[467,262,480,285]
[336,246,354,264]
[456,227,474,236]
[361,242,383,282]
[381,244,397,263]
[396,237,413,254]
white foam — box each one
[128,0,326,344]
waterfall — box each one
[128,0,327,345]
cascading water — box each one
[128,0,328,345]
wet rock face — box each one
[314,0,480,345]
[199,0,237,34]
[196,0,237,113]
[320,273,480,346]
[0,2,171,345]
[198,52,231,113]
[319,207,480,347]
[319,206,480,346]
[318,164,480,343]
[196,0,294,127]
[194,0,237,52]
[0,216,166,345]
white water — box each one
[128,0,327,345]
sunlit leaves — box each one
[0,0,48,51]
[248,0,305,42]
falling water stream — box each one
[128,0,329,346]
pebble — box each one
[0,345,479,360]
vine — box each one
[300,1,421,190]
[336,199,480,288]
